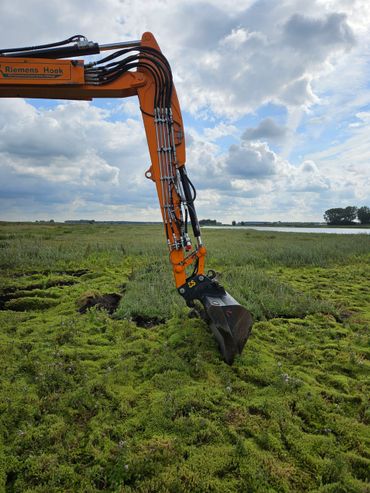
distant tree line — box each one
[232,221,255,226]
[199,219,222,226]
[324,206,370,225]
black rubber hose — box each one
[87,58,164,108]
[0,35,85,55]
[6,43,100,59]
[86,49,171,108]
[179,166,201,238]
[186,175,197,201]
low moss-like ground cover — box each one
[0,223,369,492]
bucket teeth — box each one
[178,275,253,364]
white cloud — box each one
[242,118,288,143]
[355,111,370,122]
[283,12,355,54]
[186,133,333,221]
[225,141,279,178]
[220,28,254,48]
[0,98,160,220]
[202,123,238,141]
[165,2,357,117]
[305,122,370,204]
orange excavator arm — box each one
[0,32,252,363]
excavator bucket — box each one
[179,273,253,364]
[201,291,253,365]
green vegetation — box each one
[0,222,369,492]
[324,205,370,225]
[199,219,222,226]
[357,207,370,225]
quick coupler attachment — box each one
[178,273,253,364]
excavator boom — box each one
[0,32,252,363]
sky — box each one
[0,0,369,223]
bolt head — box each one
[179,288,185,294]
[199,275,204,281]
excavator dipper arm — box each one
[0,32,252,363]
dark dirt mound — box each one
[78,293,122,314]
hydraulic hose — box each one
[3,43,101,59]
[179,166,201,238]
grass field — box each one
[0,222,369,492]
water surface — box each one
[204,226,370,235]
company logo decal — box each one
[0,60,75,83]
[0,64,65,79]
